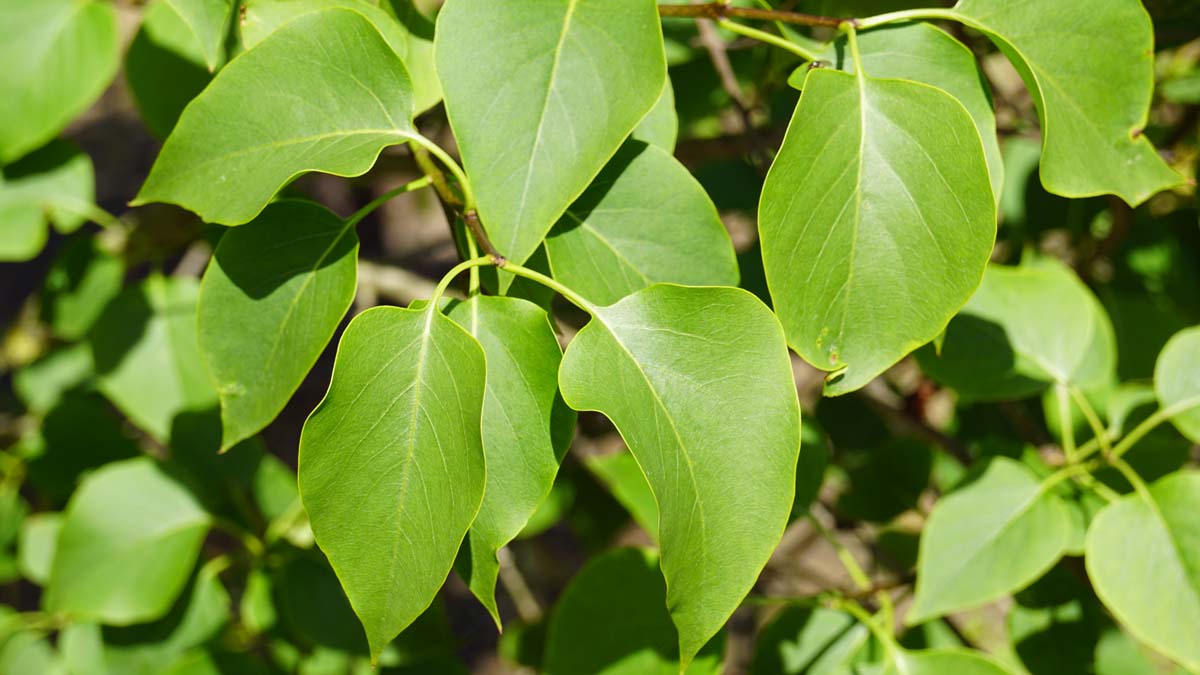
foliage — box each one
[0,0,1197,673]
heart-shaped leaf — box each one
[1154,326,1200,442]
[435,0,667,266]
[445,295,574,626]
[909,457,1072,623]
[544,141,738,306]
[135,7,419,225]
[298,305,486,659]
[0,0,119,163]
[199,200,359,451]
[45,458,211,624]
[558,285,801,666]
[760,67,995,395]
[1086,470,1200,672]
[947,0,1183,205]
[917,261,1103,401]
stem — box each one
[405,132,477,212]
[345,176,432,228]
[855,7,961,30]
[497,547,543,623]
[843,21,865,77]
[464,209,503,262]
[658,3,847,28]
[410,143,462,208]
[1055,384,1078,463]
[1110,395,1200,459]
[500,261,596,314]
[1109,455,1151,502]
[212,517,265,558]
[838,599,901,662]
[807,514,872,591]
[430,256,493,308]
[465,221,481,294]
[716,19,824,61]
[49,197,130,232]
[1067,385,1112,459]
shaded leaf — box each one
[126,0,218,138]
[41,236,124,341]
[584,449,659,540]
[162,0,232,72]
[559,285,800,665]
[1154,326,1200,442]
[0,141,95,262]
[545,141,738,306]
[135,8,419,225]
[446,295,574,625]
[298,305,486,658]
[761,67,994,395]
[750,606,869,675]
[199,200,358,450]
[436,0,667,267]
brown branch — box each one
[659,3,849,29]
[464,210,505,263]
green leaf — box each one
[90,275,219,444]
[0,631,63,675]
[1154,326,1200,442]
[909,457,1072,624]
[558,285,801,665]
[12,344,94,415]
[584,449,659,540]
[435,0,667,266]
[633,78,679,152]
[241,0,441,113]
[41,236,124,341]
[1086,470,1200,672]
[946,0,1183,205]
[543,548,722,675]
[0,141,95,262]
[445,295,574,626]
[0,0,119,163]
[126,0,218,139]
[44,458,211,624]
[135,7,419,225]
[16,513,61,585]
[298,305,486,659]
[162,0,232,72]
[199,200,358,450]
[760,67,995,395]
[544,141,738,306]
[917,261,1098,401]
[750,605,870,675]
[814,22,1003,201]
[895,649,1019,675]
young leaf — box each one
[1154,326,1200,442]
[135,8,419,225]
[199,200,359,451]
[917,261,1099,401]
[162,0,232,72]
[544,141,739,305]
[435,0,667,266]
[543,548,722,675]
[240,0,441,113]
[44,458,211,624]
[298,305,486,659]
[445,295,574,626]
[90,275,219,444]
[0,141,95,262]
[909,457,1072,624]
[0,0,119,163]
[817,22,1003,200]
[1086,471,1200,672]
[17,513,61,585]
[946,0,1183,205]
[558,285,801,665]
[760,68,995,395]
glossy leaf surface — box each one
[45,458,210,624]
[545,141,738,305]
[436,0,667,266]
[199,200,358,450]
[0,0,119,163]
[760,68,994,395]
[559,285,801,665]
[299,305,486,659]
[446,295,573,625]
[910,457,1071,623]
[1086,471,1200,671]
[135,8,418,225]
[949,0,1183,205]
